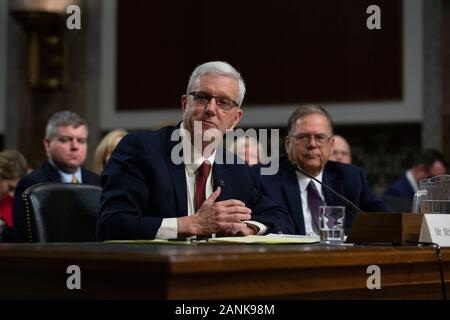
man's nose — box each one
[70,140,80,149]
[204,98,218,115]
[308,136,319,147]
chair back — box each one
[23,183,101,242]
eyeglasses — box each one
[289,133,332,146]
[188,91,239,111]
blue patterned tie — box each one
[307,181,325,228]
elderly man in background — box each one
[253,105,388,236]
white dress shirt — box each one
[49,160,82,183]
[405,169,419,193]
[295,170,326,236]
[155,122,266,239]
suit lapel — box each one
[212,161,230,201]
[280,163,305,234]
[322,164,343,207]
[165,125,187,217]
[80,168,92,184]
[402,175,415,198]
[43,161,63,182]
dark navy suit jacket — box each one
[383,174,415,199]
[253,158,388,235]
[12,161,100,242]
[97,126,294,240]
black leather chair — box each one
[22,183,101,242]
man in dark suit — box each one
[253,105,388,235]
[384,148,447,199]
[13,111,100,242]
[97,61,293,240]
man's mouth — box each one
[201,120,216,127]
[304,153,319,159]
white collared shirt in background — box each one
[49,159,82,183]
[295,170,326,236]
[405,169,419,193]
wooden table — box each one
[0,242,448,299]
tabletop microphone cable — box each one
[407,240,446,300]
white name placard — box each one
[419,214,450,247]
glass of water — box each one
[319,206,346,244]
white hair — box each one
[186,61,246,107]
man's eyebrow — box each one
[58,136,86,140]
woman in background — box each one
[0,149,28,229]
[92,129,127,174]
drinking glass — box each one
[319,206,346,244]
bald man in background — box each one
[330,135,352,164]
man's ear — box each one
[43,138,50,149]
[181,95,187,113]
[329,136,335,148]
[230,109,243,129]
[284,135,290,153]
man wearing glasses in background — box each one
[97,61,293,240]
[252,105,388,236]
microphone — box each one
[292,162,364,214]
[218,179,225,188]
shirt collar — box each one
[180,122,216,175]
[296,169,324,193]
[49,159,82,183]
[406,169,419,192]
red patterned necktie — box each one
[194,161,211,211]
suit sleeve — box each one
[248,167,295,234]
[357,168,389,212]
[83,170,101,186]
[97,134,164,240]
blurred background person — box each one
[13,111,100,242]
[384,148,448,200]
[227,136,263,166]
[0,150,28,234]
[92,129,128,174]
[329,135,352,164]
